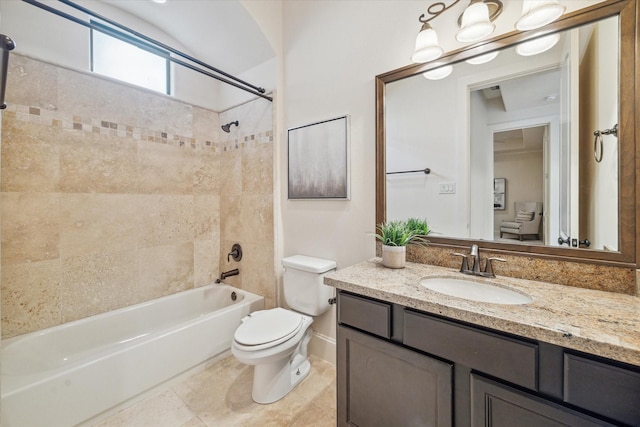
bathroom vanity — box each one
[325,260,640,427]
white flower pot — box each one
[381,245,406,269]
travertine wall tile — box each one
[138,243,194,301]
[240,195,274,244]
[194,195,220,241]
[217,98,275,306]
[138,195,195,248]
[1,260,62,336]
[194,239,220,287]
[1,192,60,265]
[1,54,275,338]
[60,129,139,194]
[59,194,140,258]
[221,195,242,239]
[60,250,138,322]
[220,150,242,196]
[236,241,276,307]
[1,117,60,192]
[137,142,197,195]
[193,150,221,195]
[243,143,273,195]
[6,54,58,109]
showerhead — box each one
[221,121,239,133]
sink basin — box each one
[420,277,533,305]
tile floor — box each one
[91,355,337,427]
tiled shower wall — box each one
[218,100,275,309]
[0,54,275,338]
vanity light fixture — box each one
[515,0,566,31]
[423,64,453,80]
[411,22,445,63]
[456,0,502,43]
[515,33,560,56]
[465,50,499,65]
[412,1,565,64]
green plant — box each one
[405,217,431,236]
[373,218,430,247]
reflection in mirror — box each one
[385,15,619,251]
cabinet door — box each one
[471,374,616,427]
[338,325,453,427]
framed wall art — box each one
[287,115,350,200]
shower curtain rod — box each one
[22,0,273,102]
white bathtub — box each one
[1,283,264,427]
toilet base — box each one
[251,331,312,404]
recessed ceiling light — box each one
[151,0,167,4]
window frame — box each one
[90,20,171,95]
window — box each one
[91,21,170,94]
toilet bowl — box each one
[231,255,336,404]
[232,308,313,404]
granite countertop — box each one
[324,259,640,367]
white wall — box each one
[0,0,227,111]
[279,0,605,362]
[386,72,467,237]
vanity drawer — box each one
[404,310,538,390]
[337,291,391,339]
[564,352,640,426]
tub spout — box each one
[216,268,239,283]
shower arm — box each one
[0,34,16,110]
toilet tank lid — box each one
[282,255,336,273]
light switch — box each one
[439,182,456,194]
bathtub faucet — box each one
[216,268,240,283]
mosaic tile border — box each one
[3,104,273,153]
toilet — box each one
[231,255,336,404]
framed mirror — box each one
[376,0,636,264]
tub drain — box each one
[231,291,237,301]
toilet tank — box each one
[282,255,336,316]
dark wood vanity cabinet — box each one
[337,292,453,427]
[336,290,640,427]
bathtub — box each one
[1,283,264,427]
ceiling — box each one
[99,0,275,76]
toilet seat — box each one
[234,308,303,351]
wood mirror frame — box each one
[375,0,637,267]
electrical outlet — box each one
[439,182,456,194]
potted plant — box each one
[373,218,430,268]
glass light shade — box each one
[456,2,495,43]
[466,51,499,65]
[515,33,560,56]
[411,23,444,63]
[423,65,453,80]
[515,1,566,31]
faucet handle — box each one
[484,257,506,277]
[451,252,469,273]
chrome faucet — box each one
[452,245,505,278]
